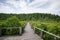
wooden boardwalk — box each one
[0,22,43,40]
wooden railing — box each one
[33,26,60,40]
[0,27,22,36]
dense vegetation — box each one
[0,13,60,21]
[0,13,60,40]
[30,21,60,40]
[0,14,26,35]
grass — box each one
[29,20,60,36]
[29,20,60,40]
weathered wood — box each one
[40,31,43,38]
[2,27,19,29]
[34,27,35,33]
[34,27,60,39]
[0,28,1,36]
[19,27,22,35]
[54,37,57,40]
[0,27,22,36]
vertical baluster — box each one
[0,28,1,36]
[40,31,43,38]
[0,27,2,36]
[54,37,57,40]
[34,27,35,33]
[19,27,22,35]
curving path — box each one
[0,22,43,40]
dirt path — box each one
[0,22,43,40]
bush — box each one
[1,16,21,35]
[40,24,47,31]
[2,28,20,35]
[35,24,47,36]
[50,26,60,36]
[2,16,21,27]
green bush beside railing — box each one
[0,16,25,36]
[33,26,60,40]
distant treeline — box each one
[0,13,60,21]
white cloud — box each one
[0,3,15,13]
[0,0,60,15]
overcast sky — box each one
[0,0,60,15]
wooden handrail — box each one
[1,27,20,29]
[0,27,22,36]
[34,26,60,39]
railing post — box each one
[34,27,60,40]
[19,27,22,35]
[34,27,35,33]
[40,31,43,38]
[54,37,57,40]
[0,28,2,37]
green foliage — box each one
[50,26,60,36]
[30,21,60,40]
[0,13,60,21]
[0,13,13,20]
[0,13,60,40]
[19,21,26,27]
[0,16,22,35]
[2,28,20,35]
[1,16,21,27]
[39,24,47,31]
